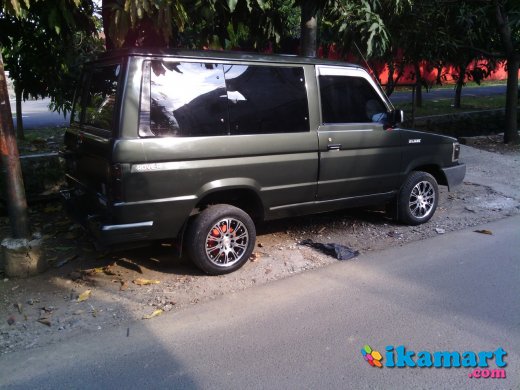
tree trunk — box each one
[0,53,30,239]
[495,1,519,144]
[102,0,115,50]
[454,61,469,109]
[15,85,24,140]
[413,61,423,108]
[435,63,443,85]
[300,0,319,57]
[504,56,519,144]
[385,61,395,96]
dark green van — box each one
[61,48,465,275]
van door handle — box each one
[327,143,342,151]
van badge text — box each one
[409,139,421,144]
[135,163,166,172]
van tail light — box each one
[109,163,123,202]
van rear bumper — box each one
[60,189,154,246]
[94,219,155,246]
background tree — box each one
[101,0,187,49]
[178,0,295,51]
[435,2,494,109]
[296,0,328,57]
[397,2,444,107]
[0,0,97,238]
[451,0,519,144]
[493,0,519,144]
[296,0,409,59]
[0,0,99,139]
[101,0,298,52]
[0,0,34,238]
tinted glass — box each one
[224,65,309,134]
[319,76,387,124]
[83,64,120,130]
[140,61,227,137]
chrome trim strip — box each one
[261,182,317,192]
[114,195,197,207]
[270,191,394,211]
[318,128,373,132]
[101,221,154,231]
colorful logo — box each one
[361,344,383,368]
[359,344,508,380]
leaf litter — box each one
[77,290,91,302]
[133,278,160,286]
[142,309,163,320]
[474,229,493,235]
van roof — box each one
[94,48,364,69]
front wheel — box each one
[398,171,439,225]
[186,204,256,275]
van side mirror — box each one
[386,109,404,128]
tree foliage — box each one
[1,0,101,136]
[178,0,295,51]
[0,0,99,239]
[102,0,187,48]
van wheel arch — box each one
[407,165,447,187]
[195,188,265,222]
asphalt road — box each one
[1,215,519,389]
[10,98,69,129]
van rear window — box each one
[82,64,120,131]
[139,61,309,137]
[140,61,227,137]
[225,65,309,134]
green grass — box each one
[18,127,66,154]
[400,95,509,117]
[390,79,506,93]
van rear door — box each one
[62,61,122,212]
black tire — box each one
[398,171,439,225]
[186,204,256,275]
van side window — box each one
[224,65,309,134]
[140,61,227,137]
[319,76,387,124]
[83,64,120,130]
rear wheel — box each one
[398,171,438,225]
[186,204,256,275]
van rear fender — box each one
[195,180,265,222]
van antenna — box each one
[353,42,391,102]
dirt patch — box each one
[460,133,520,155]
[1,142,519,355]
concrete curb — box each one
[1,237,48,277]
